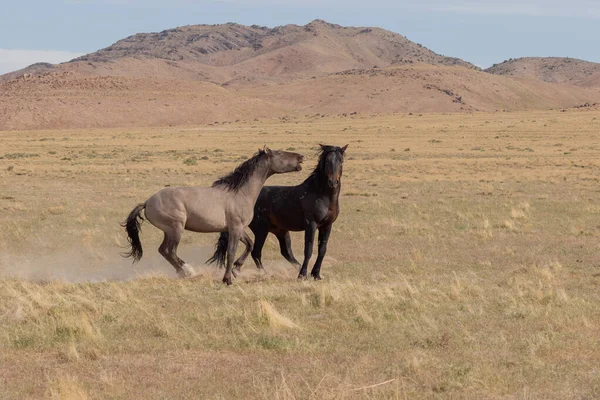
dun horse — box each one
[209,144,347,280]
[122,148,304,285]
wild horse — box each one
[122,147,304,285]
[209,144,347,280]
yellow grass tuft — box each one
[548,260,563,272]
[502,219,516,230]
[355,305,374,325]
[55,312,103,342]
[47,206,66,215]
[511,207,526,219]
[47,375,89,400]
[259,300,299,330]
[58,340,80,362]
[449,273,463,300]
[555,288,569,304]
[511,201,531,219]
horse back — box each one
[252,185,306,232]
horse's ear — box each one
[264,146,273,156]
[340,144,349,154]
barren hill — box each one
[2,20,476,85]
[242,65,600,114]
[69,20,476,80]
[3,64,598,130]
[486,57,600,87]
[2,21,600,130]
[0,71,281,130]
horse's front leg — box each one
[310,224,332,280]
[232,231,253,277]
[224,227,242,285]
[298,221,317,279]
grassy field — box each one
[1,111,600,399]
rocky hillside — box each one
[486,57,600,87]
[75,20,476,71]
[2,20,477,85]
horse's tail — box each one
[121,203,146,263]
[207,232,229,268]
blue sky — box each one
[1,0,599,74]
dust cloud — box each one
[0,245,300,283]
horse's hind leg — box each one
[277,231,300,267]
[250,228,268,270]
[158,228,195,278]
[232,231,253,277]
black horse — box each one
[208,144,347,280]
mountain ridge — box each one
[2,20,600,131]
[1,19,478,85]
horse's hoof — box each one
[177,270,191,279]
[312,275,322,281]
[178,264,197,278]
[232,267,241,278]
[222,277,232,285]
[297,274,308,280]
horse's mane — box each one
[212,150,266,192]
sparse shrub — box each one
[2,153,40,159]
[183,157,197,166]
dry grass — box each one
[47,375,89,400]
[1,110,600,399]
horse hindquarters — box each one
[144,193,196,278]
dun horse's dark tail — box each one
[207,232,229,268]
[121,203,146,263]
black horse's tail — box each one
[121,203,146,263]
[207,232,229,268]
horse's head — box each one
[319,144,348,189]
[263,147,304,174]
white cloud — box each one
[0,49,84,75]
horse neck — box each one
[237,159,272,202]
